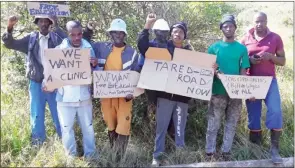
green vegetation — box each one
[1,1,293,167]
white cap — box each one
[152,19,170,31]
[107,18,127,34]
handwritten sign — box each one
[43,48,92,90]
[137,59,169,91]
[93,71,144,98]
[137,48,216,101]
[27,2,70,17]
[165,63,214,100]
[219,74,273,99]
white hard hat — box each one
[152,19,170,31]
[107,18,128,34]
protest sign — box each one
[93,71,144,98]
[165,48,216,100]
[219,74,273,99]
[27,2,70,17]
[137,47,216,101]
[43,48,92,90]
[137,47,172,91]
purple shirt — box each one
[241,28,284,77]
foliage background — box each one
[1,1,293,167]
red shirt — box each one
[241,28,284,77]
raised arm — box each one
[2,16,30,54]
[137,14,157,56]
[49,16,68,44]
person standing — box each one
[240,12,286,164]
[84,18,140,160]
[2,15,67,145]
[47,21,98,159]
[205,14,250,161]
[137,14,194,166]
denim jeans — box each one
[57,100,96,157]
[29,80,61,144]
[246,78,283,130]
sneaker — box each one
[151,158,161,167]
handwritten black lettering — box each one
[177,74,198,84]
[95,82,106,88]
[232,90,239,95]
[115,83,131,89]
[160,62,169,71]
[177,74,183,82]
[179,65,184,73]
[171,63,177,72]
[95,90,108,96]
[200,78,207,85]
[76,61,82,68]
[154,61,163,71]
[187,87,210,96]
[191,77,197,84]
[49,59,82,69]
[47,75,53,82]
[60,71,87,81]
[187,66,193,74]
[200,69,213,76]
[62,49,74,58]
[241,89,252,94]
[95,73,107,83]
[74,49,81,59]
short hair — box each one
[66,21,82,32]
[254,12,267,20]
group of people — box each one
[2,10,285,166]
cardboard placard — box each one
[43,48,92,90]
[137,48,216,101]
[145,47,172,61]
[27,2,70,17]
[93,71,144,98]
[219,74,273,99]
[137,59,170,91]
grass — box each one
[1,60,293,167]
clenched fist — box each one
[87,21,97,30]
[7,16,19,29]
[144,13,157,29]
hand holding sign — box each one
[138,47,216,101]
[125,94,134,102]
[93,71,144,98]
[43,48,92,90]
[219,74,273,99]
[90,57,98,67]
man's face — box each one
[37,18,51,34]
[69,27,83,47]
[171,27,185,44]
[254,15,267,33]
[110,31,125,44]
[221,22,236,39]
[154,30,169,43]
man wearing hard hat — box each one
[2,15,67,145]
[137,14,193,166]
[83,18,140,159]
